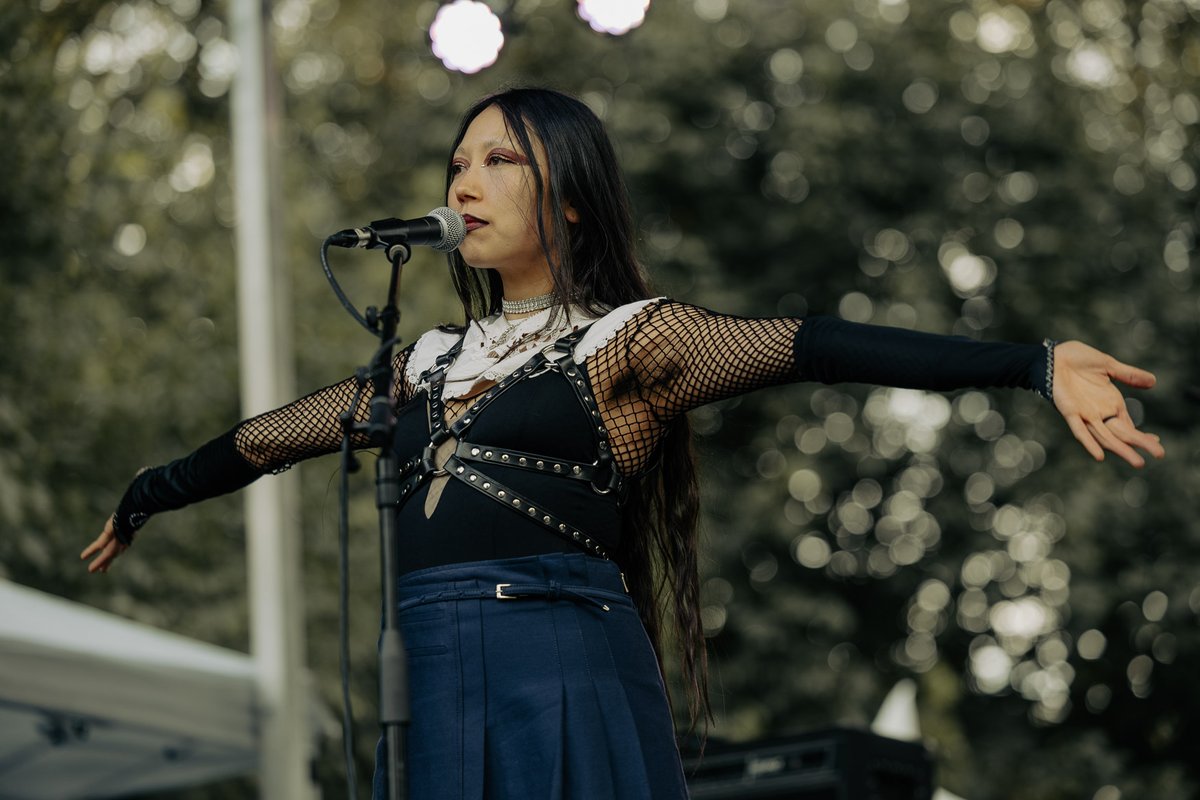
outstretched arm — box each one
[1050,340,1164,467]
[82,345,415,572]
[604,301,1163,471]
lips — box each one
[461,213,488,232]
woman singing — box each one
[82,87,1164,799]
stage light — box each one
[577,0,650,35]
[429,0,504,74]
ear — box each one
[563,200,580,224]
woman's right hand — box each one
[81,514,129,574]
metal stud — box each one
[528,507,536,515]
[498,491,506,498]
[573,466,582,475]
[559,523,567,532]
[456,466,465,474]
[543,515,551,523]
[471,447,480,456]
[511,498,520,506]
[518,457,527,466]
[483,482,491,490]
[536,460,544,469]
[553,464,562,472]
[484,451,493,459]
[572,532,581,540]
[469,474,478,482]
[501,454,510,462]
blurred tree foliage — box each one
[2,0,1198,798]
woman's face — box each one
[449,105,569,292]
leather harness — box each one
[396,325,621,559]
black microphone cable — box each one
[322,238,376,334]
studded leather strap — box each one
[443,453,610,559]
[452,439,606,485]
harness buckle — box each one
[526,360,556,378]
[590,459,621,495]
[495,583,515,600]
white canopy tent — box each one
[0,579,323,800]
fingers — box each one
[1079,408,1167,468]
[1108,357,1156,389]
[87,539,126,573]
[86,543,111,574]
[1115,416,1166,460]
[82,516,125,573]
[1087,417,1145,468]
[80,528,111,561]
[1065,414,1105,462]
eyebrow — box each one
[454,137,513,156]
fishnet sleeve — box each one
[235,345,415,470]
[586,301,802,476]
[112,346,415,541]
[584,300,1047,477]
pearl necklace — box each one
[501,292,556,315]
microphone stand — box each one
[363,240,412,800]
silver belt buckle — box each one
[495,583,514,600]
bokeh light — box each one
[429,0,504,74]
[577,0,650,35]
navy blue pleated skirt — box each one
[371,553,689,799]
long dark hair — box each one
[444,87,711,730]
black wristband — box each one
[111,427,264,542]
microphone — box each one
[330,207,466,253]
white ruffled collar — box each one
[444,305,597,397]
[405,298,663,400]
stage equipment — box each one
[683,727,934,800]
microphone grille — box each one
[428,207,466,252]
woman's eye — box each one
[450,162,466,175]
[486,153,514,166]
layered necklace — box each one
[440,301,601,398]
[482,293,562,359]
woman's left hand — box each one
[81,514,129,573]
[1051,340,1166,467]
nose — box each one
[452,166,480,206]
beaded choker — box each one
[501,292,556,315]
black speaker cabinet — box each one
[683,727,934,800]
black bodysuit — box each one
[113,300,1052,571]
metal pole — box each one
[229,0,318,797]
